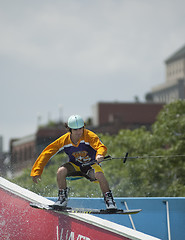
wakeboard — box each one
[30,202,141,215]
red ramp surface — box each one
[0,177,160,240]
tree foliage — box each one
[10,100,185,197]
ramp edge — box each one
[0,177,160,240]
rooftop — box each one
[165,44,185,64]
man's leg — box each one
[95,171,117,210]
[95,172,110,193]
[54,166,69,208]
[54,163,79,208]
[57,166,68,190]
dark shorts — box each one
[61,162,103,182]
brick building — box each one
[10,135,36,173]
[92,102,164,134]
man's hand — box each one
[32,175,41,184]
[96,154,104,163]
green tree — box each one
[101,100,185,197]
[150,100,185,196]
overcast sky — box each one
[1,0,185,151]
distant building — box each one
[10,135,36,174]
[92,102,164,134]
[146,44,185,103]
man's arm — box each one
[30,138,61,178]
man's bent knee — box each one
[57,167,68,176]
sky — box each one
[1,0,185,151]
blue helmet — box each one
[68,115,84,129]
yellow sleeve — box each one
[85,129,107,157]
[30,136,64,177]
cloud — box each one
[0,0,185,150]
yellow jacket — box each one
[30,129,107,176]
